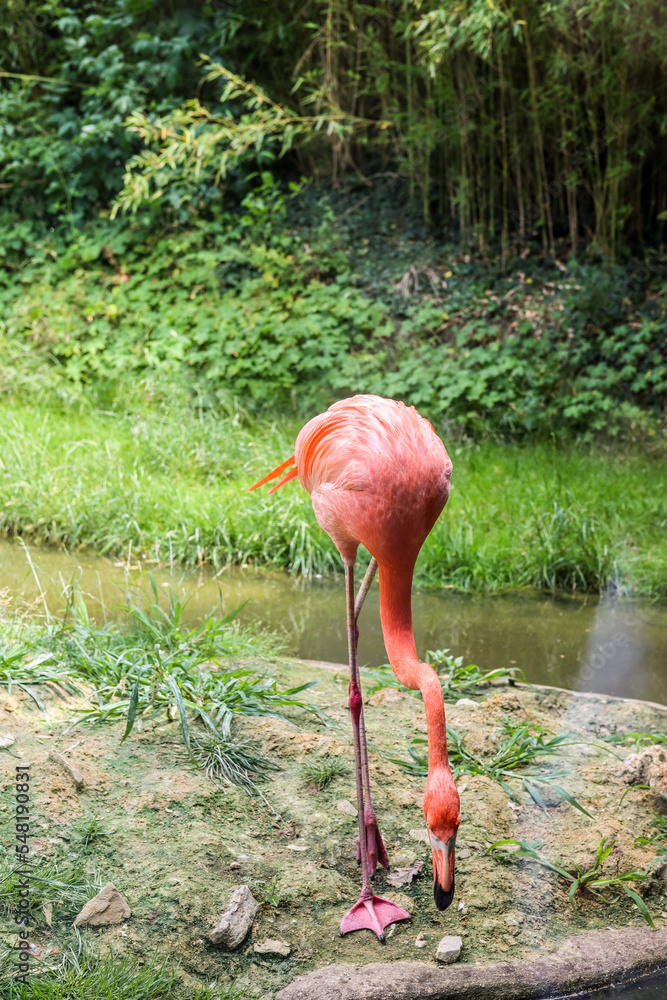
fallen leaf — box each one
[387,859,424,887]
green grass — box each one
[0,856,101,923]
[0,578,323,769]
[363,649,522,700]
[0,948,176,998]
[390,717,603,817]
[489,837,667,928]
[301,755,349,790]
[0,401,665,594]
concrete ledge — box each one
[276,927,667,1000]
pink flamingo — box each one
[251,394,460,942]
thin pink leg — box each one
[340,563,410,943]
[353,558,388,876]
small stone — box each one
[229,862,241,870]
[336,799,358,817]
[73,883,131,928]
[457,849,471,859]
[209,885,258,948]
[0,733,15,748]
[287,844,307,851]
[505,910,525,926]
[415,932,426,948]
[409,828,429,844]
[254,939,291,957]
[435,934,462,963]
[454,698,478,710]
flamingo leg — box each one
[350,557,389,876]
[340,563,410,943]
[354,556,377,621]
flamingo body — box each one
[251,393,460,927]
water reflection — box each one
[1,540,665,705]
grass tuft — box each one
[0,946,174,998]
[301,755,349,790]
[0,578,325,765]
[0,857,101,922]
[187,728,281,792]
[390,716,602,817]
[489,837,667,927]
[362,651,522,701]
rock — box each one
[276,927,667,1000]
[49,750,85,790]
[414,932,426,948]
[209,885,258,948]
[0,733,15,748]
[505,910,525,927]
[409,828,429,844]
[73,883,131,927]
[254,939,291,957]
[435,934,462,963]
[622,745,667,794]
[336,799,358,817]
[454,698,478,710]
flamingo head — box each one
[424,765,460,911]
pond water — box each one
[569,970,667,998]
[1,540,665,706]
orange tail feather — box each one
[268,467,299,495]
[249,455,297,492]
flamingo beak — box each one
[429,830,456,911]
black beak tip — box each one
[434,876,455,912]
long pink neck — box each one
[377,559,449,772]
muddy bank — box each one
[1,658,666,998]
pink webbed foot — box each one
[356,812,389,878]
[340,894,411,943]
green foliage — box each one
[301,755,349,790]
[187,723,281,793]
[362,650,520,700]
[391,717,599,816]
[71,815,108,849]
[115,61,384,217]
[0,947,174,998]
[0,856,101,922]
[426,649,523,700]
[0,0,234,229]
[0,577,325,758]
[251,876,286,908]
[3,0,667,257]
[489,837,667,927]
[1,185,665,438]
[598,730,667,750]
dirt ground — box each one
[1,658,666,998]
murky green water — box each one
[1,540,665,705]
[571,971,667,999]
